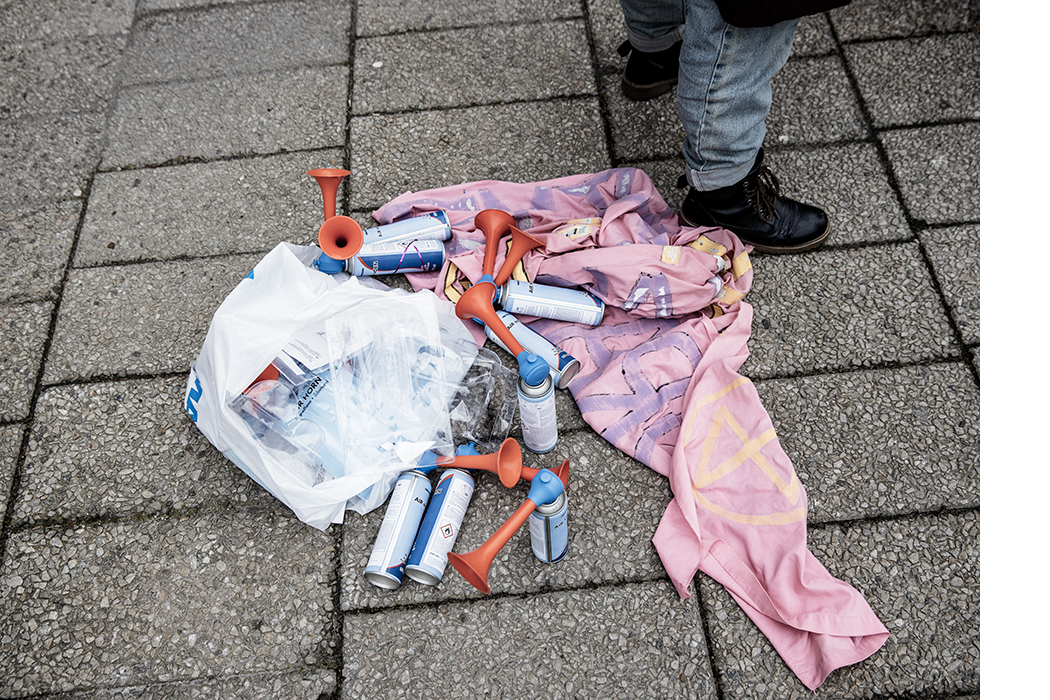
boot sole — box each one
[678,211,832,255]
[621,75,677,101]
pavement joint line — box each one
[837,26,981,47]
[353,16,588,40]
[826,15,981,391]
[133,0,312,21]
[117,59,353,91]
[580,0,620,171]
[808,504,979,532]
[0,170,97,569]
[341,571,678,618]
[749,354,970,386]
[69,248,282,271]
[350,92,601,120]
[0,666,332,700]
[95,145,342,175]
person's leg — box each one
[618,0,685,100]
[677,0,796,189]
[676,0,829,253]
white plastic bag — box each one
[185,242,477,529]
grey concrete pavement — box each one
[0,0,979,698]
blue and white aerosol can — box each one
[517,373,557,453]
[364,470,432,589]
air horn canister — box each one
[405,469,475,586]
[364,470,432,590]
[447,469,565,594]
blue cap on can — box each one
[516,351,550,385]
[526,469,564,508]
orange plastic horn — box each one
[437,438,523,488]
[474,209,516,280]
[455,282,551,384]
[307,168,351,221]
[522,459,570,490]
[493,226,544,287]
[455,283,526,356]
[317,215,364,260]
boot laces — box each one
[743,165,780,223]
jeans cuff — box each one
[686,156,757,191]
[624,26,683,53]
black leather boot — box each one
[678,149,830,254]
[617,39,682,101]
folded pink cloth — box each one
[374,168,888,689]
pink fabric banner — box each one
[373,168,888,689]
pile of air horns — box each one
[452,209,551,385]
[306,168,552,385]
[438,437,570,594]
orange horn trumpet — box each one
[307,168,350,221]
[522,459,570,490]
[437,437,523,488]
[455,283,550,385]
[447,469,565,594]
[317,215,364,261]
[474,209,516,282]
[493,226,544,287]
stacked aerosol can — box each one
[481,280,604,454]
[364,462,476,590]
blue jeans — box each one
[620,0,798,190]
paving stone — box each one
[765,143,910,246]
[77,150,345,266]
[602,72,685,164]
[357,0,581,35]
[755,363,979,523]
[845,34,979,128]
[0,112,107,207]
[43,255,258,384]
[36,670,337,699]
[101,65,348,169]
[587,0,630,76]
[349,99,610,211]
[0,510,336,696]
[829,0,975,42]
[1,301,52,422]
[343,581,715,699]
[122,0,352,86]
[969,345,978,376]
[0,0,135,43]
[352,21,595,114]
[881,123,979,224]
[138,0,259,12]
[0,199,81,304]
[768,55,869,147]
[698,510,979,698]
[0,35,127,120]
[0,423,24,526]
[341,430,670,609]
[792,13,837,56]
[12,376,278,528]
[744,242,960,378]
[920,224,979,345]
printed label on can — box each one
[365,471,432,589]
[529,494,568,563]
[486,310,581,389]
[518,378,558,453]
[498,280,604,326]
[352,239,445,276]
[405,470,475,586]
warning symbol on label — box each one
[441,523,455,538]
